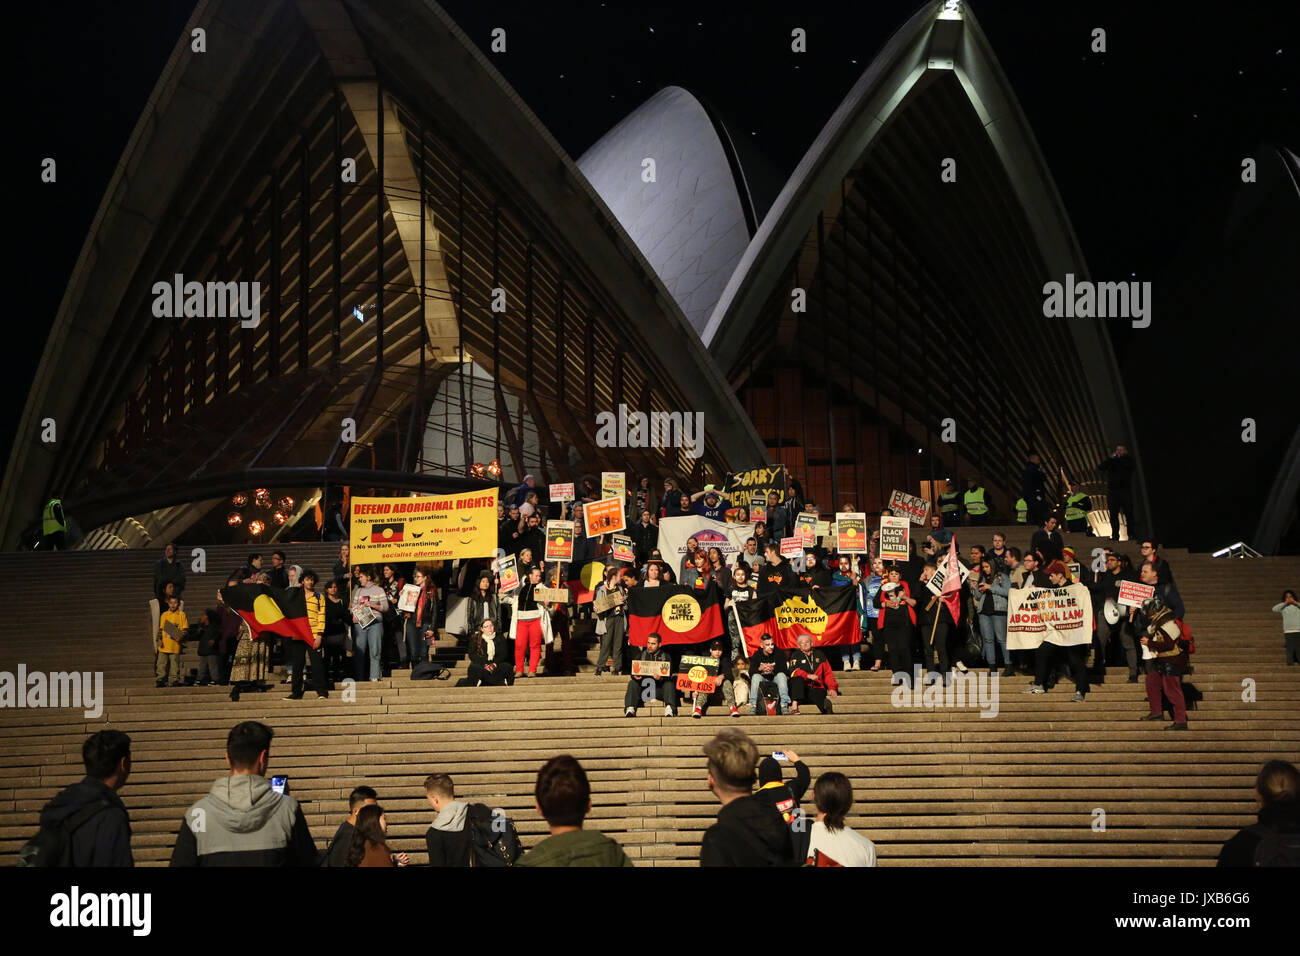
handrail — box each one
[1211,541,1262,559]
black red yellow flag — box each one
[627,583,725,647]
[221,584,314,643]
[735,584,859,652]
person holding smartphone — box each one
[350,566,388,681]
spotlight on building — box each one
[469,462,487,479]
[248,519,265,536]
[227,512,242,526]
[486,459,502,480]
[276,496,294,511]
[272,511,288,525]
[231,493,248,509]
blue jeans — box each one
[749,673,790,712]
[979,614,1008,669]
[353,621,383,681]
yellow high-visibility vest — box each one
[1015,498,1028,523]
[939,491,961,514]
[964,488,988,516]
[1065,493,1089,522]
[42,499,66,535]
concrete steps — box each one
[1,541,1297,865]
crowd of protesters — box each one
[29,726,1298,868]
[145,446,1221,730]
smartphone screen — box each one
[270,775,288,794]
[771,751,788,762]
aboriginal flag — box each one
[566,556,607,605]
[371,521,403,543]
[627,582,725,647]
[221,584,314,643]
[735,584,859,653]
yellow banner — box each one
[348,491,498,562]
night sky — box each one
[11,1,1298,551]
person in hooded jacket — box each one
[169,721,317,866]
[756,751,812,862]
[700,729,796,866]
[34,730,134,867]
[424,773,473,866]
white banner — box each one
[655,515,756,569]
[1006,583,1094,649]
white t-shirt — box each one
[806,821,877,867]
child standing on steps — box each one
[1272,590,1300,665]
[157,594,189,687]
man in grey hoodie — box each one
[170,721,317,866]
[424,773,472,866]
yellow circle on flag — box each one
[663,594,701,633]
[555,536,566,545]
[774,594,828,635]
[580,562,605,591]
[253,594,286,626]
[382,527,394,539]
[689,665,707,682]
[844,528,859,537]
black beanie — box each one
[758,756,782,785]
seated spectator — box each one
[625,632,677,717]
[786,633,840,713]
[156,594,188,688]
[170,721,317,866]
[519,756,632,867]
[424,774,472,866]
[691,638,740,718]
[324,785,377,867]
[29,730,133,867]
[345,804,395,867]
[700,728,796,866]
[748,632,791,715]
[463,619,514,686]
[193,608,224,687]
[1217,760,1300,866]
[806,771,877,866]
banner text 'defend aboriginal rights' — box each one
[349,491,498,562]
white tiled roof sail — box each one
[577,86,752,337]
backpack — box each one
[466,803,522,867]
[1176,619,1195,654]
[1248,821,1300,867]
[16,798,113,867]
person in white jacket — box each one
[1273,590,1300,666]
[804,771,877,867]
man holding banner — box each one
[1013,561,1095,701]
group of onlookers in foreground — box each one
[20,727,1300,867]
